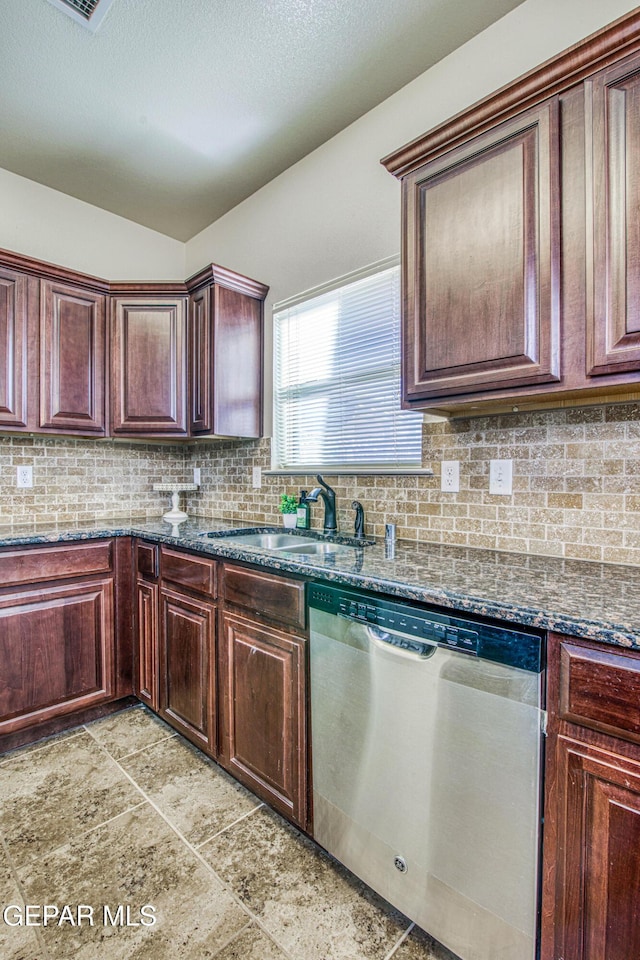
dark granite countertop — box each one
[1,516,639,650]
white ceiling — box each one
[1,0,525,241]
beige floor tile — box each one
[391,925,460,960]
[0,848,50,960]
[18,803,249,960]
[119,735,260,846]
[85,706,176,760]
[0,728,83,767]
[199,806,409,960]
[215,923,291,959]
[0,731,142,870]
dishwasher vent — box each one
[44,0,117,31]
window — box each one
[273,260,423,472]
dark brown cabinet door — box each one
[402,98,560,403]
[586,54,640,376]
[136,579,159,711]
[40,279,106,433]
[159,587,215,753]
[219,612,307,828]
[551,736,640,960]
[0,267,30,429]
[189,284,211,433]
[0,578,115,736]
[111,296,188,435]
[188,268,266,439]
[542,634,640,960]
[210,284,263,438]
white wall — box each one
[0,167,185,280]
[185,0,639,305]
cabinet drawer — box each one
[136,541,158,580]
[223,563,306,631]
[0,540,113,588]
[559,639,640,743]
[161,547,216,597]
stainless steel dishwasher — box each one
[308,583,545,960]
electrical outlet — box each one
[441,460,460,493]
[252,466,262,488]
[489,459,513,495]
[193,467,201,485]
[16,465,33,488]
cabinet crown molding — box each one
[186,263,269,300]
[0,247,269,301]
[382,6,640,178]
[0,247,110,294]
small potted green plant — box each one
[279,493,298,528]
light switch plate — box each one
[489,459,513,495]
[252,466,262,488]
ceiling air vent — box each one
[45,0,117,31]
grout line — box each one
[109,755,297,958]
[384,921,415,959]
[0,728,85,767]
[9,801,149,879]
[206,919,254,958]
[0,832,54,960]
[194,802,265,849]
[94,731,179,763]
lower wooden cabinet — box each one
[542,634,640,960]
[134,542,217,756]
[136,578,159,711]
[134,548,310,830]
[219,611,308,829]
[0,579,114,735]
[0,539,132,745]
[159,586,216,753]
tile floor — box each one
[0,706,459,960]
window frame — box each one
[270,258,429,476]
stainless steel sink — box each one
[199,528,372,553]
[280,542,356,557]
[223,533,320,549]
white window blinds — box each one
[273,262,423,471]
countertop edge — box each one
[0,521,637,651]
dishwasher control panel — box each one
[308,583,543,673]
[337,595,479,653]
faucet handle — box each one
[316,473,333,492]
[352,500,365,539]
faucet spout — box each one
[303,474,337,534]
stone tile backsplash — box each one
[188,403,640,566]
[0,436,189,525]
[2,401,640,565]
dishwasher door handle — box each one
[365,624,438,660]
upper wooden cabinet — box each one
[400,101,560,401]
[40,279,106,433]
[383,9,640,415]
[0,248,267,440]
[0,266,31,430]
[586,52,640,376]
[110,291,188,437]
[0,257,107,435]
[187,264,267,439]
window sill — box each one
[265,468,434,477]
